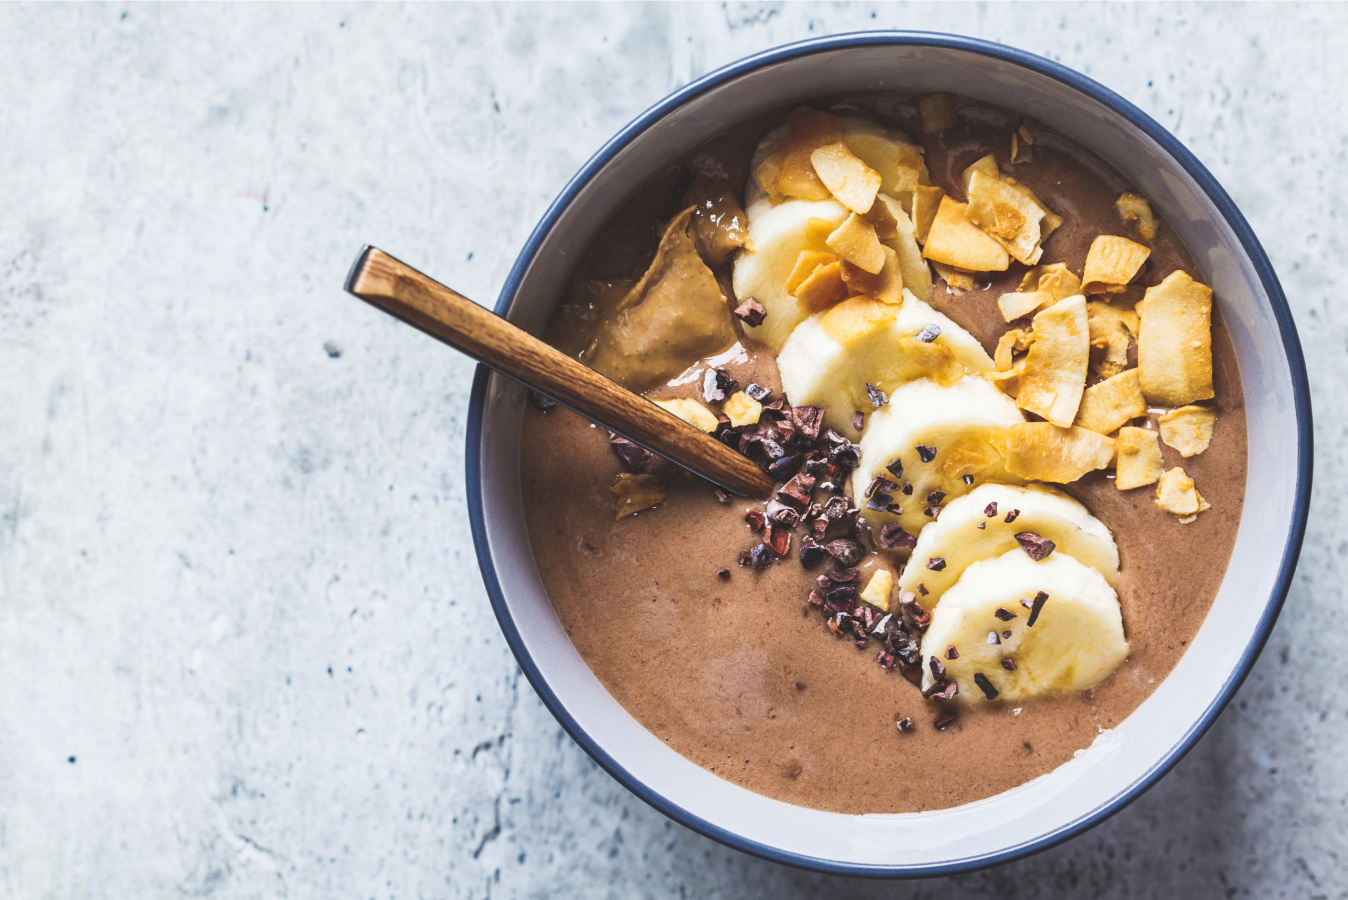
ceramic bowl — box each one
[465,32,1311,875]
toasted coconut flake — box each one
[1075,368,1147,436]
[754,148,786,205]
[966,170,1051,265]
[922,196,1009,272]
[1115,426,1164,490]
[1117,191,1159,241]
[811,142,882,214]
[1082,235,1151,295]
[931,261,975,292]
[919,93,957,132]
[1156,467,1211,522]
[793,261,848,313]
[653,398,719,433]
[872,194,932,301]
[897,330,964,387]
[775,107,843,201]
[1137,270,1215,406]
[859,568,895,612]
[611,473,667,519]
[1018,295,1089,427]
[785,250,839,295]
[722,391,763,428]
[841,246,903,304]
[1018,263,1082,301]
[1159,405,1216,457]
[911,184,945,244]
[1087,300,1140,380]
[998,290,1053,323]
[960,154,1001,192]
[1000,423,1115,484]
[826,213,886,274]
[994,327,1034,371]
[862,193,900,241]
[985,357,1026,399]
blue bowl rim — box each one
[464,30,1312,878]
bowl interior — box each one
[469,35,1306,875]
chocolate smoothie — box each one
[520,95,1246,814]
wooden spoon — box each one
[345,247,777,499]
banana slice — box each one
[855,377,1025,541]
[733,197,850,352]
[778,291,995,442]
[898,483,1120,606]
[919,551,1129,702]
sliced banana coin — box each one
[778,291,994,442]
[919,550,1129,702]
[899,483,1120,606]
[855,377,1025,541]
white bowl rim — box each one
[463,31,1312,877]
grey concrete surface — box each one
[0,3,1343,898]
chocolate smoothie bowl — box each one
[465,34,1310,875]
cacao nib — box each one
[934,712,957,731]
[732,296,767,326]
[826,568,860,583]
[855,516,874,551]
[928,655,947,681]
[932,680,958,703]
[886,458,904,479]
[791,406,824,440]
[1004,508,1020,523]
[737,549,753,567]
[879,523,918,551]
[761,439,786,462]
[994,607,1017,621]
[807,588,824,606]
[824,539,864,567]
[945,645,959,660]
[827,618,845,637]
[715,367,738,395]
[984,502,998,517]
[810,517,828,540]
[799,535,828,568]
[823,496,852,520]
[977,521,986,530]
[777,472,815,510]
[923,505,941,519]
[1001,658,1017,671]
[866,492,893,512]
[916,444,937,463]
[766,454,803,478]
[1002,630,1013,640]
[900,663,923,686]
[745,383,771,402]
[917,583,928,596]
[974,673,1000,700]
[866,383,888,408]
[865,474,899,498]
[916,324,941,343]
[1027,591,1049,627]
[717,568,730,581]
[896,717,916,733]
[748,543,774,569]
[765,523,791,557]
[803,458,831,479]
[714,489,729,503]
[1014,531,1057,561]
[987,631,1000,644]
[609,435,652,472]
[528,390,559,411]
[926,557,947,571]
[852,410,865,431]
[926,490,946,505]
[765,499,801,528]
[744,510,766,533]
[902,482,913,495]
[963,474,975,485]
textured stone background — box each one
[0,3,1342,898]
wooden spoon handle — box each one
[345,246,777,499]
